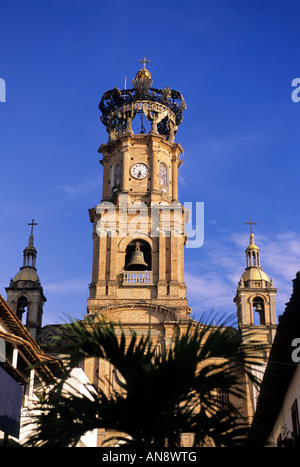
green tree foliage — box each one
[25,316,264,447]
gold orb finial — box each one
[136,68,152,80]
[136,56,152,80]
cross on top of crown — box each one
[139,56,150,70]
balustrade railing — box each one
[123,271,153,285]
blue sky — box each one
[1,0,300,326]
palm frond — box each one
[25,315,266,447]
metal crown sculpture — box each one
[99,58,187,143]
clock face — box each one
[130,163,149,180]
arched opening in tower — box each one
[125,239,152,271]
[16,296,28,325]
[130,110,152,135]
[252,297,265,325]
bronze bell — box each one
[255,303,263,312]
[127,241,148,270]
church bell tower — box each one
[234,219,277,346]
[87,58,191,325]
[233,220,278,417]
[6,220,46,339]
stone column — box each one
[169,231,179,297]
[27,291,41,339]
[102,157,111,200]
[96,233,107,297]
[122,144,130,193]
[157,231,167,297]
[108,234,118,296]
[264,300,271,326]
[171,156,178,201]
[150,137,159,193]
[91,228,99,285]
[237,291,248,326]
[269,292,277,325]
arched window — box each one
[111,162,122,196]
[16,296,28,324]
[252,297,265,325]
[159,163,168,191]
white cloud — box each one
[44,278,89,295]
[185,230,300,322]
[260,232,300,279]
[186,271,234,308]
[58,178,100,196]
[178,174,187,186]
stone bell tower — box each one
[85,59,195,446]
[234,219,277,347]
[87,57,191,327]
[233,219,278,418]
[6,220,46,339]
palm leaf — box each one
[24,314,266,447]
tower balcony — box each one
[123,271,153,285]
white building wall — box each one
[15,368,98,447]
[267,364,300,446]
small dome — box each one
[136,68,152,80]
[246,243,260,251]
[13,267,40,283]
[241,267,270,283]
[24,244,37,252]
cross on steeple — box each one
[139,56,150,70]
[28,219,38,236]
[245,218,256,235]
